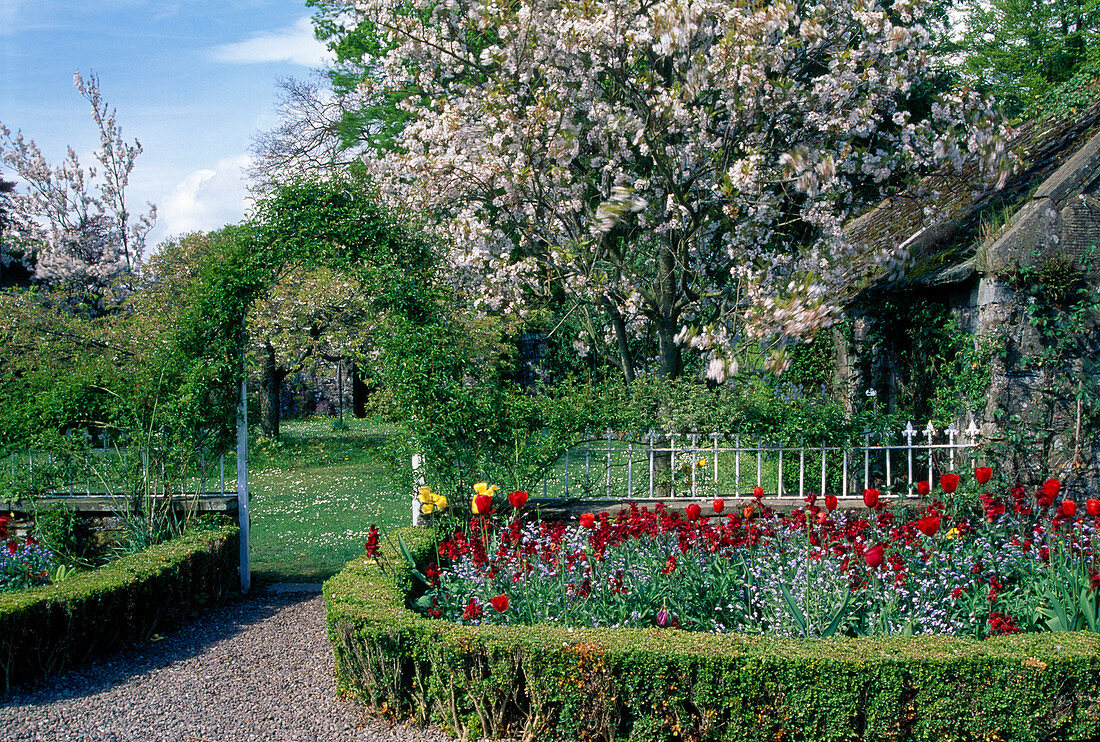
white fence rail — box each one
[530,418,982,500]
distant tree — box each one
[957,0,1100,116]
[248,73,367,191]
[0,177,37,288]
[0,72,155,313]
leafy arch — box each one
[164,179,431,450]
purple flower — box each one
[656,606,670,626]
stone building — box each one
[843,99,1100,494]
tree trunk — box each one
[352,362,369,418]
[259,342,284,439]
[656,240,682,380]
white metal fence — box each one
[529,418,982,500]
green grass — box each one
[248,417,410,582]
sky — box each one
[0,0,335,249]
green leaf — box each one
[397,533,430,584]
[779,582,807,635]
[821,588,852,638]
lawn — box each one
[248,417,410,582]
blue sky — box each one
[0,0,333,248]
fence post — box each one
[946,422,959,471]
[627,436,634,498]
[605,428,614,498]
[689,433,698,498]
[904,421,916,496]
[236,372,251,594]
[863,432,871,492]
[711,431,720,486]
[646,429,656,499]
[925,421,936,484]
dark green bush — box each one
[326,527,1100,742]
[0,523,238,692]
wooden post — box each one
[237,371,251,594]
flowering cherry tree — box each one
[0,73,155,313]
[334,0,1009,381]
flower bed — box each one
[0,522,239,691]
[326,497,1100,740]
[419,476,1100,638]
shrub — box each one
[0,522,238,691]
[326,527,1100,741]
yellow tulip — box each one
[421,502,435,515]
[473,482,500,496]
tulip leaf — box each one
[821,589,852,638]
[779,583,807,635]
[397,534,430,585]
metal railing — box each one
[7,447,238,498]
[529,418,982,500]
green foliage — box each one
[0,524,238,690]
[32,504,98,567]
[1027,60,1100,120]
[993,248,1100,474]
[957,0,1100,117]
[326,527,1100,742]
[855,296,995,424]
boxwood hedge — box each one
[0,523,238,692]
[325,527,1100,742]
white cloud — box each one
[207,16,333,67]
[150,154,252,247]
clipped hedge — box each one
[325,527,1100,742]
[0,523,238,691]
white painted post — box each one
[689,433,698,498]
[777,446,784,497]
[711,431,720,486]
[669,433,678,497]
[925,421,936,484]
[798,445,805,498]
[904,421,916,496]
[606,428,614,498]
[411,453,426,526]
[627,437,634,498]
[863,432,871,492]
[820,444,826,496]
[946,422,958,470]
[236,373,251,594]
[646,430,656,498]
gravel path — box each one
[0,585,457,742]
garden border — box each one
[0,523,239,692]
[326,526,1100,742]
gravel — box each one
[0,585,458,742]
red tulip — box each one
[752,485,764,499]
[974,467,993,484]
[489,594,510,612]
[1061,500,1077,517]
[1086,498,1100,517]
[1038,478,1060,507]
[916,480,930,496]
[817,511,828,525]
[916,515,940,537]
[508,490,529,508]
[940,474,960,493]
[743,505,754,519]
[712,498,725,514]
[473,493,493,515]
[579,512,596,528]
[685,503,702,521]
[824,494,838,511]
[862,488,880,509]
[864,544,885,569]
